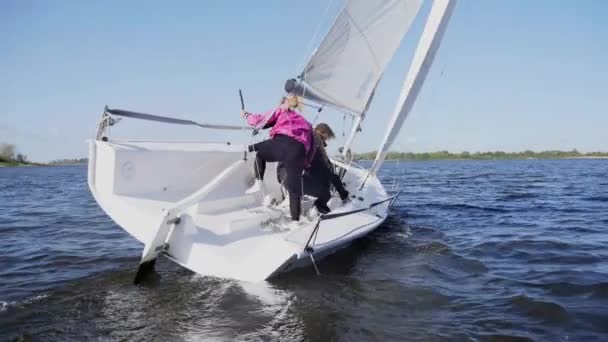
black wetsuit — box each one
[248,134,310,221]
[278,134,349,214]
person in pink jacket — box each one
[242,95,314,222]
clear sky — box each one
[2,0,607,162]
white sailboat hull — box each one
[85,0,457,283]
[88,140,393,282]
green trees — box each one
[16,154,28,163]
[0,143,16,162]
[0,143,28,165]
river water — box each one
[1,160,607,341]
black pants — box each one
[248,135,305,221]
[279,148,349,214]
[278,164,332,214]
[303,174,332,213]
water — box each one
[1,160,607,341]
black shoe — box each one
[315,203,331,214]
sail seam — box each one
[343,8,381,72]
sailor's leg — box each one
[285,163,304,221]
[284,142,306,221]
[288,191,302,221]
[248,138,284,180]
[276,162,287,184]
[313,192,332,214]
[304,176,332,214]
[254,153,266,180]
[249,140,272,180]
[303,153,333,213]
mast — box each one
[341,115,362,160]
[369,0,456,176]
[341,77,381,161]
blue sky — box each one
[1,0,607,162]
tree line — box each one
[0,143,28,164]
[47,158,88,165]
[354,149,608,161]
[1,142,90,166]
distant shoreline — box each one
[0,161,86,168]
[2,152,608,168]
[354,150,608,161]
[565,156,608,159]
[372,156,608,161]
[350,157,608,162]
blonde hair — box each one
[284,94,303,111]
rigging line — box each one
[239,89,250,159]
[344,114,354,164]
[295,0,339,76]
[414,39,452,123]
[302,191,401,251]
[417,0,460,123]
[299,1,346,113]
[249,101,282,133]
[309,253,321,276]
[249,114,265,190]
[106,109,252,131]
[310,108,322,126]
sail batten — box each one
[292,0,423,116]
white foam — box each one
[0,301,9,312]
[0,294,48,312]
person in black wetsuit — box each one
[278,123,349,214]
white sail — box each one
[298,0,423,116]
[370,0,456,175]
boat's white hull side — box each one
[88,140,392,282]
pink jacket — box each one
[246,107,313,154]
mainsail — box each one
[286,0,423,116]
[370,0,456,175]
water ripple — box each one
[1,160,608,340]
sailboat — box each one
[88,0,456,283]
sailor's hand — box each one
[241,110,248,118]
